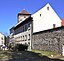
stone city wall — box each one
[32,26,64,53]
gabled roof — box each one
[0,32,5,36]
[32,3,61,33]
[19,10,30,15]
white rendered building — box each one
[0,33,5,48]
[9,10,32,51]
[9,3,62,51]
[32,3,61,33]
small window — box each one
[53,24,56,28]
[1,37,3,40]
[2,41,3,44]
[25,43,27,45]
[40,14,41,17]
[28,34,30,40]
[23,36,24,41]
[28,42,30,45]
[21,36,22,41]
[28,23,31,30]
[19,37,20,38]
[25,24,27,31]
[28,22,30,27]
[21,36,22,38]
[21,26,23,32]
[47,7,49,10]
[23,26,24,31]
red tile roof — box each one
[61,19,64,26]
[19,10,29,14]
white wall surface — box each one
[32,3,61,33]
[14,30,31,44]
[0,33,5,46]
[14,30,32,51]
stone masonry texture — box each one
[32,26,64,53]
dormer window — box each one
[47,6,49,10]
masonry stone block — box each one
[32,27,64,53]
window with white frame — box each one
[23,35,24,41]
[28,22,30,27]
[28,22,31,30]
[21,36,22,41]
[25,24,27,31]
[28,34,30,40]
[25,35,27,41]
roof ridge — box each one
[19,10,29,14]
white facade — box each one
[32,3,61,33]
[0,33,5,46]
[9,24,32,51]
[14,29,31,50]
[9,17,32,51]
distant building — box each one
[5,36,9,46]
[0,33,5,49]
[9,3,64,52]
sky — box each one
[0,0,64,35]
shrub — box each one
[15,44,28,51]
[8,44,11,50]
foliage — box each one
[8,44,11,50]
[15,44,28,51]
